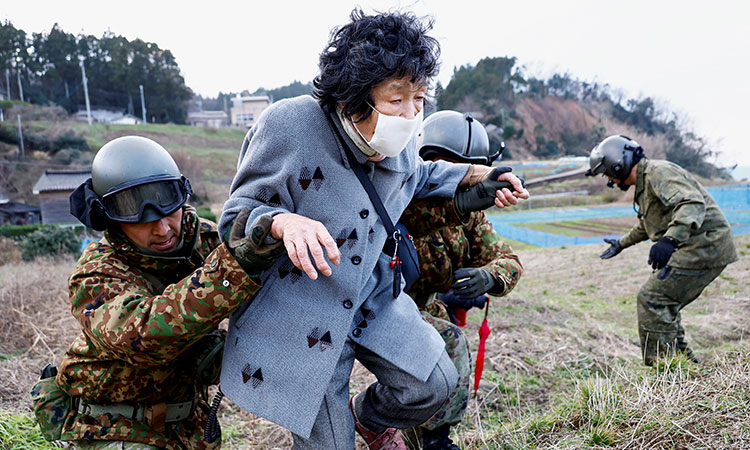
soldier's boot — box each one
[422,425,461,450]
[349,395,407,450]
[676,337,700,363]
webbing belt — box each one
[77,399,195,423]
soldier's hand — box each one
[270,213,341,280]
[454,166,528,215]
[600,238,623,259]
[451,268,496,300]
[438,289,489,310]
[648,236,678,270]
[228,208,285,275]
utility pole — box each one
[16,69,24,102]
[79,59,92,126]
[139,84,146,123]
[17,114,24,159]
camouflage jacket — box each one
[55,206,262,449]
[619,159,738,268]
[400,198,523,307]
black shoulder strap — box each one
[322,106,396,235]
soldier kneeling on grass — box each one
[587,135,737,366]
[396,111,525,450]
[30,136,284,449]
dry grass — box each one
[0,257,78,409]
[1,236,748,449]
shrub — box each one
[54,132,90,151]
[195,206,217,223]
[0,224,45,240]
[21,226,80,261]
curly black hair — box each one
[312,8,440,121]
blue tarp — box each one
[487,184,750,247]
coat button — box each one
[351,256,361,265]
[222,280,230,287]
[352,328,362,337]
[359,209,369,219]
[342,299,353,309]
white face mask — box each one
[355,106,424,157]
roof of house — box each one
[188,110,229,120]
[33,170,91,194]
[0,201,40,214]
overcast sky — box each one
[2,0,748,166]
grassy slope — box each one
[2,121,748,447]
[1,236,747,449]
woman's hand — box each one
[271,213,341,280]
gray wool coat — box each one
[218,95,470,438]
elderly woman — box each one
[219,9,526,450]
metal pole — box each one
[139,84,146,123]
[80,60,92,126]
[17,114,24,159]
[16,69,23,102]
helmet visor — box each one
[102,178,190,223]
[586,148,606,176]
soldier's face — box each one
[119,209,183,252]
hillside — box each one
[437,57,727,179]
[2,234,748,449]
[0,103,246,215]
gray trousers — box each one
[292,337,458,449]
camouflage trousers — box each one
[71,442,159,449]
[637,265,726,366]
[418,303,472,429]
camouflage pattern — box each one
[638,265,726,365]
[617,159,738,365]
[54,206,263,449]
[619,159,738,268]
[30,375,70,441]
[75,441,160,449]
[400,198,523,428]
[418,311,471,429]
[401,197,524,308]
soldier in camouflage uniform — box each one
[45,136,282,449]
[588,135,738,366]
[399,111,525,450]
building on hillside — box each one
[230,95,271,128]
[73,109,144,125]
[33,170,91,224]
[187,110,229,128]
[0,199,41,225]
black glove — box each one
[648,236,678,270]
[450,267,496,300]
[600,238,623,259]
[227,208,285,275]
[454,166,517,215]
[438,290,489,310]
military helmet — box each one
[418,110,500,165]
[586,135,644,183]
[90,136,191,223]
